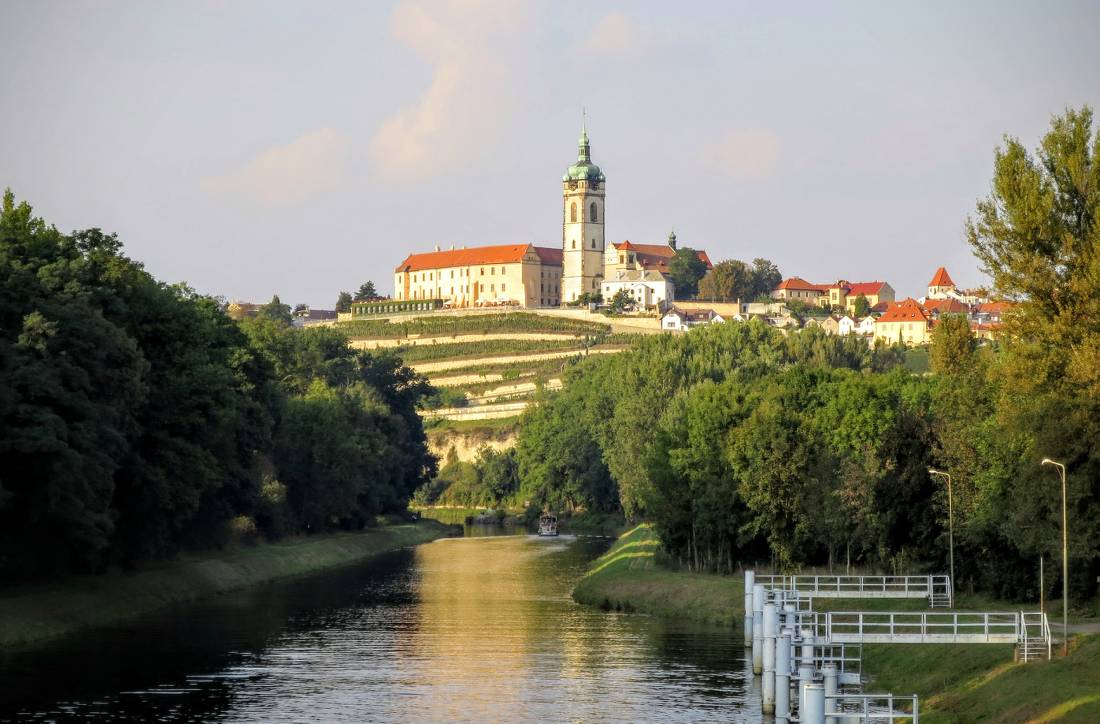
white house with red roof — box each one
[661,306,725,332]
[873,298,935,346]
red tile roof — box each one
[846,281,889,296]
[921,298,968,315]
[876,298,932,325]
[534,246,563,265]
[613,241,713,270]
[776,276,824,291]
[978,301,1012,314]
[929,266,955,287]
[394,244,561,273]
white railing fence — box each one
[827,693,920,723]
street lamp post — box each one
[1041,458,1068,656]
[928,468,954,601]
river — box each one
[0,530,760,722]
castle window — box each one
[571,203,577,223]
[502,284,506,292]
[590,202,597,222]
[572,240,576,249]
[491,267,495,275]
[591,239,596,249]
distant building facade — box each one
[393,244,563,308]
[772,277,894,314]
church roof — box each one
[929,266,955,287]
[394,244,561,273]
[612,241,713,271]
[563,126,605,182]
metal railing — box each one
[1017,611,1052,660]
[756,574,950,599]
[814,642,863,685]
[827,693,919,723]
[819,611,1026,644]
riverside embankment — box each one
[0,520,453,649]
[572,524,743,626]
[573,524,1100,722]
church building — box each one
[392,125,707,308]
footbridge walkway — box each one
[754,574,953,608]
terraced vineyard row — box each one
[339,312,611,339]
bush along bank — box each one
[571,524,743,626]
[0,521,454,650]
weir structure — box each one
[743,570,1051,723]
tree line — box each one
[0,192,434,581]
[512,108,1100,603]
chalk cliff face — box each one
[427,426,518,464]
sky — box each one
[2,1,1099,307]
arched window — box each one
[570,203,577,223]
[590,202,598,222]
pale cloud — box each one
[575,11,684,57]
[706,129,781,181]
[370,0,532,183]
[201,128,348,205]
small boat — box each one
[537,512,559,537]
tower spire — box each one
[578,109,591,163]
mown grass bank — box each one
[0,521,452,649]
[571,523,743,626]
[862,636,1100,722]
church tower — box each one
[561,122,606,303]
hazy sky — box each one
[3,1,1099,307]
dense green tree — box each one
[258,295,292,325]
[355,281,378,301]
[852,294,871,317]
[960,106,1100,597]
[749,258,782,299]
[0,191,433,579]
[335,291,353,312]
[608,288,633,313]
[668,247,708,299]
[698,259,752,300]
[475,446,520,504]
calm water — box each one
[0,532,760,722]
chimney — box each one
[450,244,455,250]
[434,244,440,252]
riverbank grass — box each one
[571,523,743,626]
[0,521,452,649]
